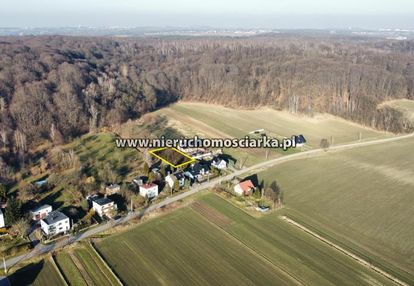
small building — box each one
[139,183,159,199]
[211,157,228,170]
[40,211,70,237]
[165,172,186,189]
[0,209,5,228]
[105,184,121,196]
[92,197,117,218]
[133,176,147,186]
[184,162,210,182]
[234,180,255,196]
[294,135,307,147]
[30,204,52,221]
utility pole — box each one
[359,132,362,141]
[330,136,334,146]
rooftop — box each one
[42,211,68,225]
[93,197,114,206]
[106,183,120,189]
[237,180,255,192]
[140,183,157,189]
[31,204,52,213]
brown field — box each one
[191,201,234,228]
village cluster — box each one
[0,146,260,241]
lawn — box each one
[97,208,297,286]
[8,258,65,286]
[257,136,414,284]
[66,132,143,181]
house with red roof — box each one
[139,183,159,199]
[233,180,255,196]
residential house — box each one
[184,162,210,182]
[139,183,159,199]
[92,197,117,218]
[30,204,52,221]
[105,184,121,196]
[165,172,186,189]
[0,209,4,228]
[234,180,255,196]
[293,135,307,147]
[40,211,70,236]
[211,157,227,170]
[133,176,145,186]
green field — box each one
[9,258,65,286]
[97,207,296,286]
[96,194,395,286]
[257,136,414,283]
[156,103,389,167]
[67,132,143,181]
[159,103,389,147]
[55,243,120,286]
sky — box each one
[1,0,414,29]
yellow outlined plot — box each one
[149,147,196,168]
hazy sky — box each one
[1,0,414,29]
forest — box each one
[0,35,414,179]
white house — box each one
[92,197,117,218]
[30,205,52,221]
[40,211,70,237]
[211,158,227,170]
[139,183,159,199]
[165,173,186,189]
[234,180,255,196]
[0,209,5,228]
[105,184,120,196]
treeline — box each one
[0,35,414,174]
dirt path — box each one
[69,252,95,286]
[280,216,409,286]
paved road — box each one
[2,133,413,272]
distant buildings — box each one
[30,205,52,221]
[0,209,4,228]
[92,197,117,218]
[40,211,70,236]
[139,183,159,199]
[234,180,255,196]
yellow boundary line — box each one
[149,147,196,168]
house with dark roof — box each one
[184,162,210,182]
[40,211,70,236]
[165,172,186,189]
[92,197,117,218]
[293,135,307,146]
